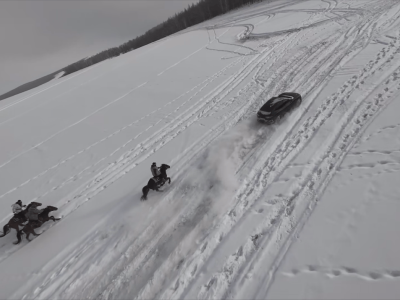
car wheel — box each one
[297,98,302,106]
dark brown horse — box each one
[16,206,60,244]
[0,215,26,243]
[158,164,171,186]
[141,164,171,200]
[0,202,40,244]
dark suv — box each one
[257,92,302,124]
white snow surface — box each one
[1,0,400,299]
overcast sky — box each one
[0,0,199,95]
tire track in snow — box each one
[0,31,228,182]
[208,39,400,300]
[3,27,277,242]
[158,28,232,76]
[0,38,165,112]
[8,2,396,298]
[237,60,400,300]
[210,4,329,119]
[159,5,399,299]
[137,8,367,299]
[169,31,356,300]
[206,24,316,118]
[282,265,400,281]
[167,34,295,174]
[0,0,318,296]
[0,69,110,128]
[0,56,244,207]
[0,64,99,113]
[0,27,262,268]
[53,32,283,212]
[206,26,258,56]
[349,148,400,156]
[67,22,306,300]
[236,19,377,177]
[172,8,331,168]
[0,82,147,170]
[195,11,400,300]
[3,0,346,298]
[0,39,170,122]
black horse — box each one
[141,164,171,200]
[0,202,39,244]
[16,206,60,244]
[158,164,171,186]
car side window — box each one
[274,101,289,110]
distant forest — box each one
[61,0,263,77]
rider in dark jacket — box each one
[25,203,44,227]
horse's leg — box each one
[13,230,22,245]
[0,224,10,237]
[141,186,149,201]
[31,221,42,236]
[24,229,38,241]
[168,177,171,184]
[22,225,32,241]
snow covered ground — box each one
[1,0,400,298]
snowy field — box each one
[1,0,400,298]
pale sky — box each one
[0,0,199,95]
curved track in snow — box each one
[1,0,400,299]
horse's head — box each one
[44,206,58,212]
[23,201,42,212]
[39,206,58,220]
[160,164,170,170]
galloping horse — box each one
[0,202,39,244]
[141,164,171,200]
[18,206,60,243]
[158,164,171,186]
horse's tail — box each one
[141,185,149,200]
[0,224,10,237]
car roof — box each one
[260,96,290,111]
[269,96,289,104]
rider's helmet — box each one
[16,200,22,205]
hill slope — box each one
[0,70,64,101]
[0,0,400,299]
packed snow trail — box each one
[1,0,400,299]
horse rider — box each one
[11,200,26,220]
[25,202,44,227]
[151,162,162,182]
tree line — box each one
[61,0,263,76]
